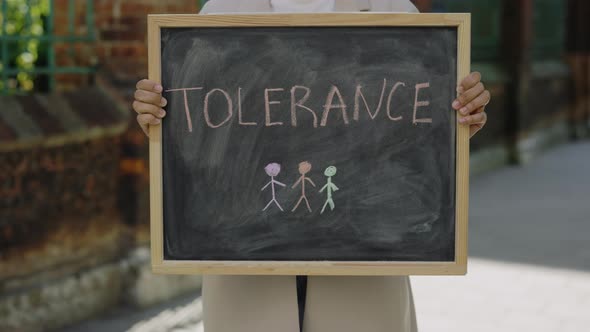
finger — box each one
[132,100,166,118]
[453,82,485,110]
[137,113,161,125]
[459,71,482,92]
[458,90,490,115]
[136,79,163,93]
[134,89,167,107]
[470,123,484,138]
[472,105,485,113]
[459,110,487,125]
[137,114,149,137]
[137,114,161,137]
[139,122,149,137]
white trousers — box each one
[202,275,417,332]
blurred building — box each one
[0,0,584,330]
[428,0,572,168]
[0,1,202,331]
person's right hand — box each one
[133,79,167,136]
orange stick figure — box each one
[291,161,316,212]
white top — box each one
[270,0,336,12]
[201,0,419,13]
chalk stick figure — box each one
[291,161,316,212]
[261,163,286,212]
[319,166,339,214]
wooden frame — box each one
[148,13,471,275]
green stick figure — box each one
[319,166,339,214]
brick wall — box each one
[53,0,199,89]
[95,0,198,81]
[0,138,119,245]
[0,136,131,281]
[49,1,202,230]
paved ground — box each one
[62,141,590,332]
[413,258,590,332]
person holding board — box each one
[133,1,491,331]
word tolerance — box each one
[166,79,433,132]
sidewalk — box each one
[61,142,590,332]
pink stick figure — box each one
[291,161,316,212]
[261,163,286,212]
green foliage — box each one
[0,0,49,92]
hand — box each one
[132,79,167,136]
[452,72,491,138]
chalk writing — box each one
[320,166,339,214]
[164,80,433,131]
[354,79,387,121]
[164,87,203,132]
[261,163,286,212]
[413,82,432,124]
[291,161,316,213]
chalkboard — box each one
[148,14,471,275]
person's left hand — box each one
[452,72,491,138]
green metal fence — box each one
[432,0,504,62]
[532,0,565,60]
[0,0,96,95]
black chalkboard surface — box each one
[149,14,471,275]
